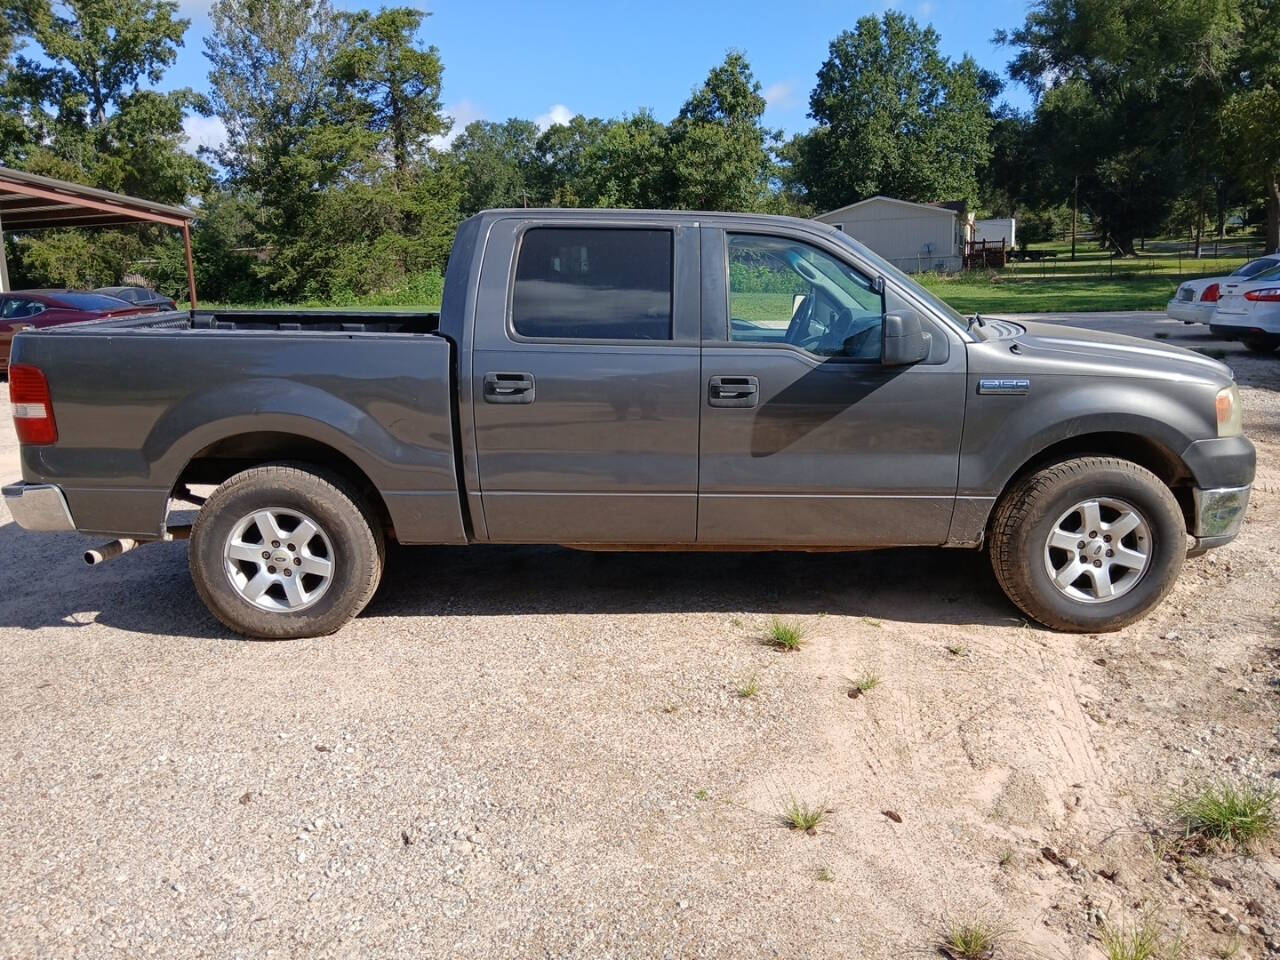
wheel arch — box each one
[987,431,1195,540]
[171,431,396,540]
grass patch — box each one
[694,788,709,801]
[765,619,805,651]
[997,848,1014,868]
[815,866,835,882]
[736,674,760,699]
[847,672,881,698]
[1101,915,1184,960]
[1175,780,1277,851]
[941,916,1001,959]
[779,795,829,833]
[946,643,970,657]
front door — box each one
[697,227,967,546]
[472,220,703,543]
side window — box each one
[3,298,38,320]
[512,227,673,340]
[727,233,884,360]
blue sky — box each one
[175,0,1036,152]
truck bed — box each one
[9,308,465,544]
[61,308,442,336]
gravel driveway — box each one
[2,313,1278,959]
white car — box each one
[1167,254,1280,323]
[1209,264,1280,353]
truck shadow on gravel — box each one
[367,543,1021,628]
[0,521,1022,637]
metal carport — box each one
[0,166,199,308]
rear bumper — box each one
[2,482,76,532]
[1210,320,1280,341]
[1166,299,1210,323]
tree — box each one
[998,0,1243,253]
[667,52,775,211]
[788,12,995,212]
[1222,0,1280,251]
[449,118,541,213]
[581,111,673,209]
[331,7,447,175]
[1,0,210,288]
[205,0,371,295]
[533,114,610,206]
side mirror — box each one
[881,310,931,366]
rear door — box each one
[470,217,703,543]
[696,224,968,546]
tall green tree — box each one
[1222,0,1280,251]
[999,0,1243,253]
[331,7,447,175]
[668,52,775,211]
[2,0,210,288]
[205,0,371,295]
[449,118,541,213]
[787,12,995,212]
[581,110,673,209]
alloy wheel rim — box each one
[1042,497,1151,604]
[223,507,335,613]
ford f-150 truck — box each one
[3,210,1256,638]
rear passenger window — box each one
[512,227,673,340]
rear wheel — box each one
[189,464,384,639]
[989,457,1185,632]
[1243,336,1279,354]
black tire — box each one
[989,457,1185,632]
[189,464,385,639]
[1243,337,1279,354]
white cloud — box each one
[182,114,227,155]
[762,82,798,112]
[918,0,936,18]
[429,99,485,150]
[534,104,573,131]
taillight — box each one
[1244,287,1280,302]
[8,364,58,445]
[1201,283,1220,303]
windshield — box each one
[829,228,967,327]
[1233,258,1280,278]
[52,293,131,310]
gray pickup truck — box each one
[4,210,1255,638]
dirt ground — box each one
[0,314,1277,959]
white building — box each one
[974,217,1016,249]
[813,196,968,273]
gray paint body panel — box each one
[7,209,1255,553]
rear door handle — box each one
[708,375,759,408]
[483,371,535,404]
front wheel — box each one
[989,457,1185,632]
[189,464,385,639]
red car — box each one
[1,290,160,375]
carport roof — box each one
[0,166,196,230]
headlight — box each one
[1216,384,1243,437]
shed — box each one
[813,196,965,273]
[0,166,198,307]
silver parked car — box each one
[1168,255,1280,324]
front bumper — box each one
[2,482,76,532]
[1189,483,1251,550]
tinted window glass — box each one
[1235,258,1280,278]
[512,228,673,340]
[52,293,132,310]
[727,233,884,360]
